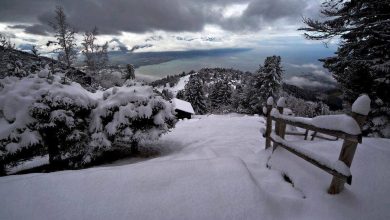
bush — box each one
[88,83,176,163]
[0,73,176,173]
[30,82,96,167]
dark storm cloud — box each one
[219,0,309,31]
[0,0,314,35]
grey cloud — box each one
[219,0,309,31]
[0,0,316,35]
[285,76,336,89]
[7,23,50,35]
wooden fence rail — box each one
[264,95,370,194]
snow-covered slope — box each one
[156,74,190,96]
[0,115,389,220]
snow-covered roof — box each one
[172,98,195,114]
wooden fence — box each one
[263,95,370,194]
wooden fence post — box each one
[265,97,273,149]
[277,97,287,139]
[311,131,317,141]
[328,95,370,194]
[273,97,286,150]
[304,129,309,140]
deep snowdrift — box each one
[0,115,389,220]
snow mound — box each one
[271,109,361,135]
[277,97,286,107]
[352,94,371,115]
[267,97,274,105]
[311,114,361,135]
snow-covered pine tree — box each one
[30,84,97,167]
[0,33,14,49]
[184,75,207,114]
[88,83,176,161]
[162,88,174,100]
[249,56,283,113]
[209,80,232,112]
[125,64,136,80]
[300,0,390,137]
[176,89,185,100]
[231,84,249,113]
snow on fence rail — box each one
[263,95,371,194]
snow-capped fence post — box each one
[328,95,370,194]
[265,97,274,149]
[272,97,287,151]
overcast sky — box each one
[0,0,325,53]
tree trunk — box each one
[42,128,62,169]
[0,159,5,176]
[131,141,139,155]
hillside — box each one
[0,47,93,90]
[0,114,389,219]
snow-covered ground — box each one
[156,74,190,96]
[1,114,389,220]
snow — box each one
[277,97,287,107]
[267,96,274,105]
[262,106,267,114]
[37,66,50,78]
[1,115,390,220]
[352,94,371,115]
[0,75,97,155]
[7,155,49,174]
[271,109,361,135]
[270,132,351,176]
[311,114,361,135]
[172,98,195,114]
[157,75,191,96]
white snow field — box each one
[1,114,389,220]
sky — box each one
[0,0,338,86]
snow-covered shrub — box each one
[0,76,47,172]
[0,73,98,169]
[30,82,96,166]
[94,69,125,89]
[1,72,176,172]
[88,83,176,162]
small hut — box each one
[172,98,195,119]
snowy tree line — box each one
[173,56,333,117]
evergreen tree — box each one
[300,0,390,137]
[184,75,207,114]
[209,80,232,112]
[125,64,136,80]
[249,56,283,113]
[176,90,185,100]
[0,33,14,49]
